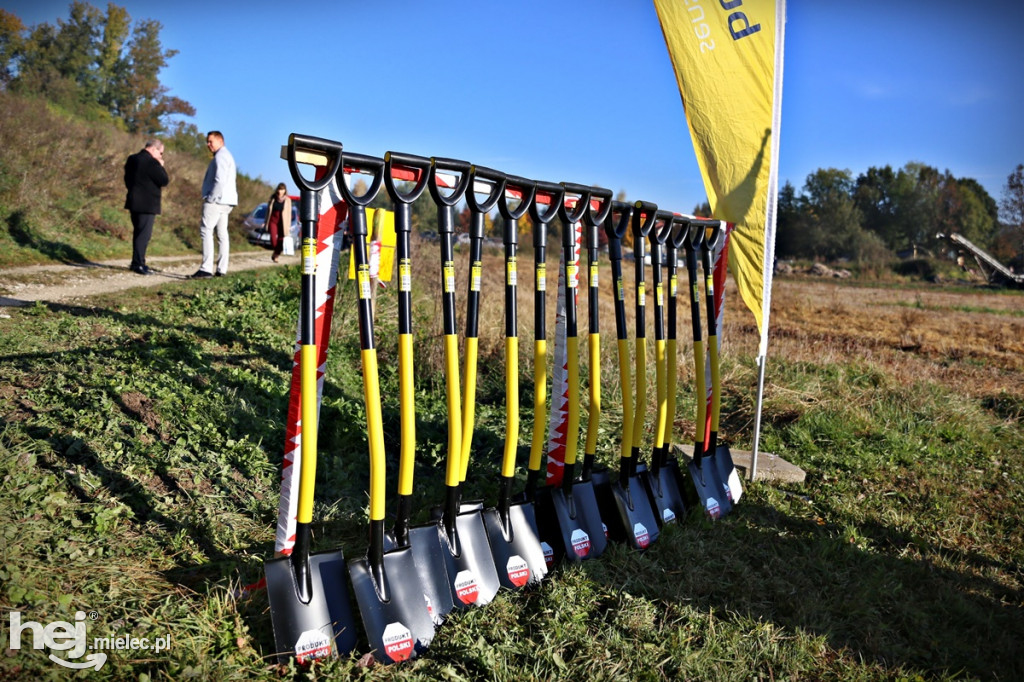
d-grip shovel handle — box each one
[498,175,537,226]
[671,215,692,250]
[384,150,431,207]
[429,156,473,208]
[529,180,565,227]
[605,201,632,243]
[559,182,593,226]
[632,200,659,242]
[338,152,385,208]
[585,187,614,233]
[287,133,343,194]
[467,165,506,215]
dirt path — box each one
[0,250,299,308]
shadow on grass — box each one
[6,209,94,265]
[580,499,1023,680]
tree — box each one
[1000,164,1024,263]
[0,9,25,86]
[118,18,193,133]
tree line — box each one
[0,2,192,137]
[776,162,1024,269]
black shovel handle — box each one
[428,156,473,208]
[384,150,431,206]
[338,152,385,207]
[605,201,632,242]
[632,200,659,241]
[467,165,506,214]
[671,215,691,250]
[498,175,537,225]
[286,133,343,194]
[585,186,614,233]
[529,180,565,226]
[559,182,592,226]
[649,210,674,266]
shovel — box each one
[381,150,453,626]
[265,133,357,664]
[681,219,730,519]
[697,219,743,508]
[339,152,435,662]
[422,156,500,611]
[522,182,560,505]
[659,215,693,499]
[642,210,688,526]
[580,186,613,485]
[532,182,609,563]
[590,202,659,550]
[481,174,550,589]
[458,164,507,511]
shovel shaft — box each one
[297,344,318,523]
[503,337,519,478]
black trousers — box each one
[130,212,156,268]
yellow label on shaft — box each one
[706,275,714,298]
[302,238,317,275]
[656,283,663,307]
[444,262,455,293]
[536,263,546,291]
[399,259,411,292]
[471,263,481,292]
[692,282,700,303]
[507,258,517,286]
[357,266,371,299]
[567,263,578,289]
[638,282,646,307]
[616,277,624,301]
[670,274,677,297]
[590,263,599,287]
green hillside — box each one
[0,91,270,269]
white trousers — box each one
[200,202,234,274]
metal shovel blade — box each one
[715,444,744,505]
[348,547,435,664]
[686,456,728,520]
[265,549,357,663]
[406,522,455,624]
[438,509,501,609]
[638,461,686,527]
[482,501,548,590]
[536,481,608,562]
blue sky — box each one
[7,1,1024,214]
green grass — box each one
[1,266,1022,680]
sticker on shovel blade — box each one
[541,542,554,568]
[424,593,442,626]
[632,522,651,549]
[453,569,480,604]
[506,555,530,587]
[293,629,332,664]
[381,622,414,662]
[705,496,721,519]
[662,507,677,524]
[602,522,609,539]
[570,528,591,558]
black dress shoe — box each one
[131,265,152,276]
[214,271,225,277]
[190,270,213,279]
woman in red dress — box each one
[264,183,292,262]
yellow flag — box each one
[653,0,785,355]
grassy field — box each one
[1,241,1022,681]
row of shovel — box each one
[264,134,743,665]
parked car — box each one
[244,195,300,249]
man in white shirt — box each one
[191,130,238,278]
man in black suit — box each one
[123,140,169,275]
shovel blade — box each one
[439,510,501,609]
[597,475,659,550]
[686,457,730,520]
[536,481,608,563]
[715,444,743,505]
[407,522,456,624]
[349,547,435,664]
[639,464,687,527]
[265,549,357,663]
[482,501,548,589]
